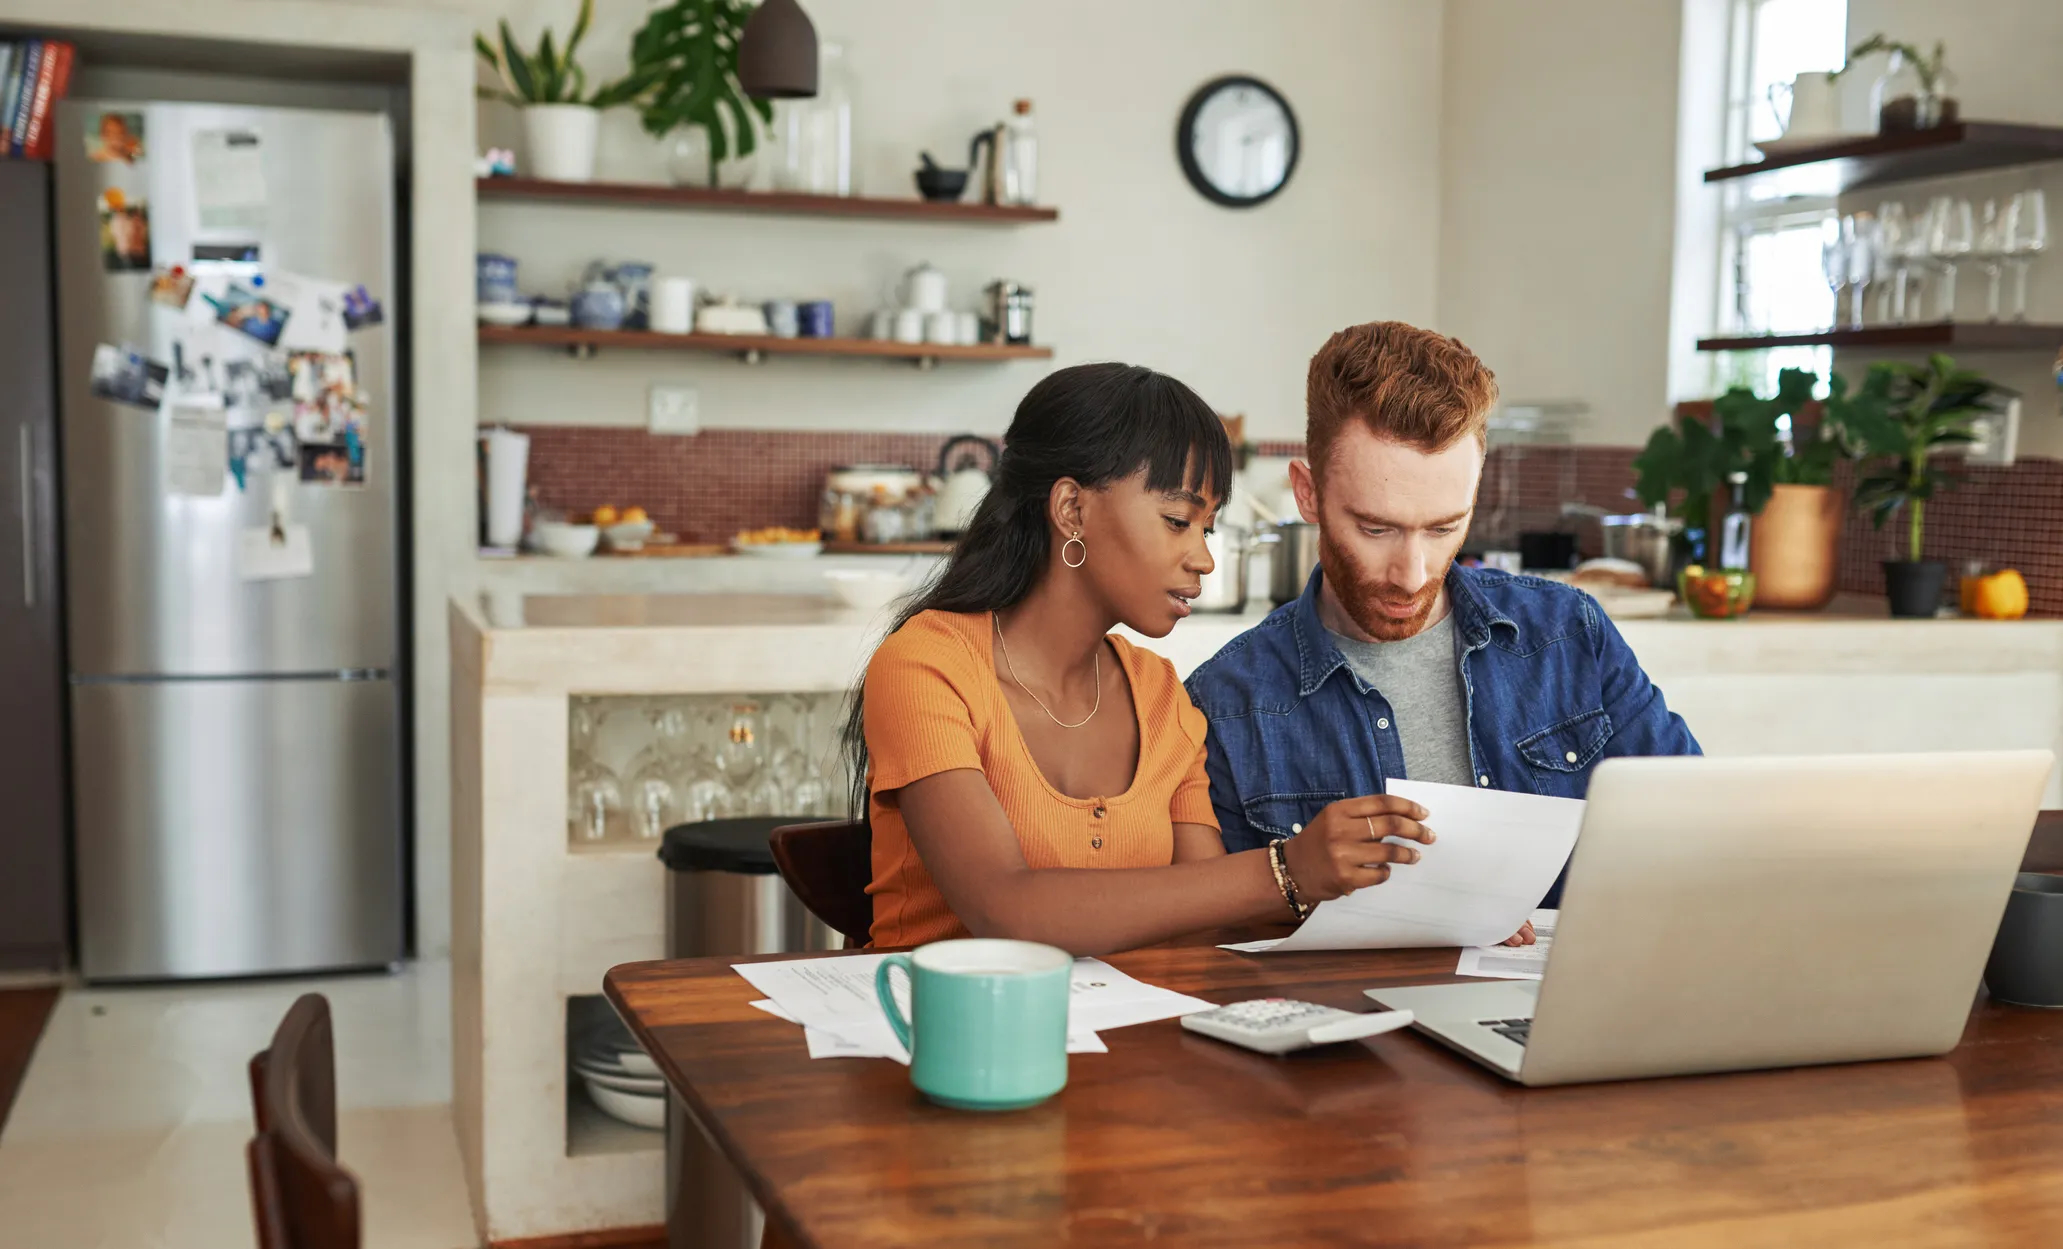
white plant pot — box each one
[524,104,600,183]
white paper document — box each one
[1455,908,1558,980]
[735,953,1210,1063]
[165,400,227,497]
[237,523,313,580]
[1221,780,1584,952]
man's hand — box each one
[1499,921,1536,947]
[1278,794,1434,905]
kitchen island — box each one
[447,590,2063,1241]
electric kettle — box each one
[934,435,1001,536]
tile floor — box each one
[0,960,478,1249]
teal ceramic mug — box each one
[874,938,1070,1110]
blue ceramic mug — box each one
[875,938,1070,1111]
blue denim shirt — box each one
[1184,564,1701,855]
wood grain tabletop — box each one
[606,932,2063,1249]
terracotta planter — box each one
[1748,483,1843,610]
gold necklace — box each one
[993,612,1100,730]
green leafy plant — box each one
[475,0,654,108]
[1848,33,1949,92]
[1841,353,2005,563]
[628,0,775,185]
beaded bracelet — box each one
[1267,839,1311,921]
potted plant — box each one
[1848,34,1958,132]
[1839,354,2006,617]
[476,0,655,183]
[627,0,775,188]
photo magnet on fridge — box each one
[86,111,145,164]
[298,440,365,487]
[97,189,150,272]
[341,284,383,329]
[205,283,290,346]
[149,266,195,309]
[88,344,169,410]
[287,350,358,442]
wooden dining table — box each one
[605,915,2063,1249]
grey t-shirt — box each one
[1326,613,1473,787]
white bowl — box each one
[583,1077,665,1129]
[603,520,656,551]
[477,301,533,327]
[732,540,823,560]
[534,522,600,558]
[823,569,910,613]
[612,1048,660,1077]
[573,1063,667,1096]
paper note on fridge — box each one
[238,523,314,581]
[1222,780,1584,953]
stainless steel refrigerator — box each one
[54,99,405,981]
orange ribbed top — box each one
[862,609,1218,947]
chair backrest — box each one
[769,819,873,948]
[246,993,360,1249]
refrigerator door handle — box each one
[18,424,32,608]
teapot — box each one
[934,435,1000,536]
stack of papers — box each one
[1221,780,1584,953]
[734,952,1216,1063]
[1455,908,1558,979]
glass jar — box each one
[776,41,854,195]
[1871,50,1958,133]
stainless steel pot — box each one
[1264,521,1322,605]
[1601,513,1681,588]
[1193,526,1252,612]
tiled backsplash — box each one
[521,426,2061,614]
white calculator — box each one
[1180,999,1417,1055]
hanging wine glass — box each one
[718,701,768,787]
[568,699,623,843]
[787,695,835,818]
[679,740,736,824]
[623,704,686,840]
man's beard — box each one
[1318,527,1447,642]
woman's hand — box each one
[1278,794,1435,906]
[1500,921,1536,947]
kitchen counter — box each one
[447,590,2063,1238]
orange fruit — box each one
[621,506,648,524]
[1972,570,2029,620]
[591,505,620,526]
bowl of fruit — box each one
[732,527,824,559]
[1677,566,1756,619]
[592,505,655,552]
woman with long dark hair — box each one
[845,363,1433,956]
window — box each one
[1715,0,1848,394]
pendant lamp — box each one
[738,0,819,99]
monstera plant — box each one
[628,0,775,187]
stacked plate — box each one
[571,1006,665,1130]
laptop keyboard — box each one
[1481,1017,1532,1046]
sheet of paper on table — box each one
[734,953,1214,1063]
[1220,780,1584,953]
[1455,908,1558,980]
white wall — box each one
[460,0,1444,440]
[1436,0,1686,447]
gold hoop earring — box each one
[1061,534,1087,569]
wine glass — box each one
[568,701,624,843]
[1924,196,1973,320]
[1844,214,1878,330]
[1975,198,2007,321]
[718,701,768,789]
[1876,202,1912,322]
[1820,217,1849,329]
[623,704,687,840]
[2006,188,2048,322]
[678,742,737,823]
[786,695,836,818]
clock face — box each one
[1178,77,1299,208]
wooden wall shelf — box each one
[1696,322,2063,352]
[479,324,1053,364]
[1704,122,2063,196]
[477,176,1060,224]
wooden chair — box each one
[247,993,360,1249]
[770,819,873,948]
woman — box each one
[844,362,1434,956]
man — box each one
[1184,320,1699,872]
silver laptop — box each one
[1368,751,2053,1086]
